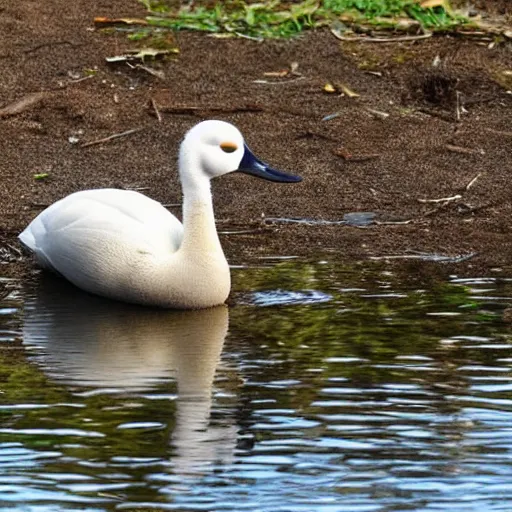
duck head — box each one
[179,120,302,185]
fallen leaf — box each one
[323,83,336,93]
[130,48,178,59]
[106,48,178,63]
[0,92,46,118]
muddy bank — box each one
[1,0,511,280]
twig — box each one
[219,228,268,235]
[331,27,433,43]
[93,16,148,27]
[457,202,493,214]
[264,217,346,226]
[370,252,477,263]
[151,98,162,123]
[3,243,22,257]
[333,148,380,161]
[234,32,263,42]
[418,108,454,123]
[296,130,339,142]
[154,103,314,119]
[125,186,150,192]
[375,219,413,225]
[418,194,462,204]
[322,112,341,122]
[465,173,482,191]
[423,202,452,217]
[462,21,512,40]
[0,92,47,118]
[445,144,484,155]
[464,95,502,106]
[157,105,265,115]
[484,128,512,138]
[136,64,165,80]
[70,75,95,84]
[24,41,82,54]
[419,173,481,214]
[367,108,390,120]
[81,127,144,148]
[456,90,462,122]
[253,76,306,85]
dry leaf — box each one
[131,48,178,59]
[323,83,336,93]
[106,48,178,63]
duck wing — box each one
[19,189,184,291]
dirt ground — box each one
[1,0,511,280]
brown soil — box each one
[1,0,511,280]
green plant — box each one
[126,0,469,40]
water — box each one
[1,261,512,511]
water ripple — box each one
[1,264,512,511]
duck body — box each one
[20,188,229,309]
[19,121,301,309]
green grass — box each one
[132,0,468,39]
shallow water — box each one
[1,261,512,511]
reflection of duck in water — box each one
[23,276,237,474]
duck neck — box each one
[179,171,223,259]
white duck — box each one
[19,120,301,309]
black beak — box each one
[237,144,302,183]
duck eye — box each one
[220,142,238,154]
